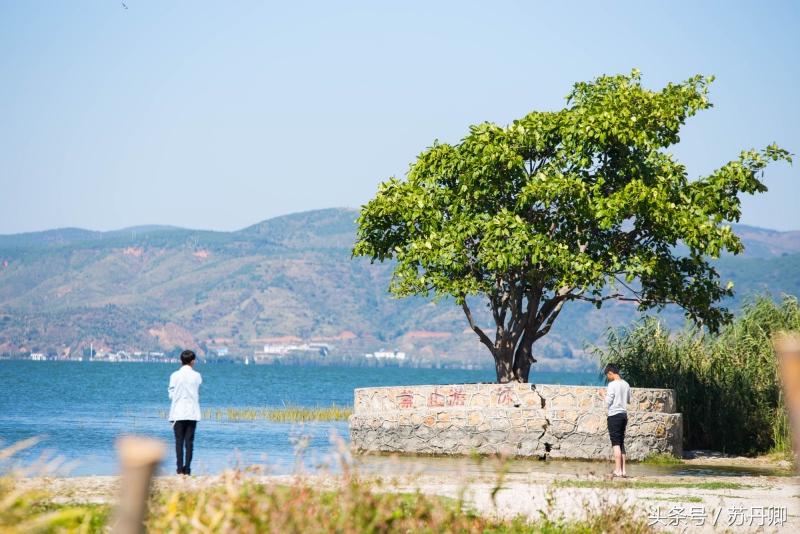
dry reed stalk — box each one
[774,331,800,469]
[112,436,165,534]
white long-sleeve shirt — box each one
[605,378,631,416]
[168,365,202,421]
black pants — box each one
[607,413,628,454]
[173,420,197,474]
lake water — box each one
[0,361,601,476]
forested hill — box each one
[1,208,798,370]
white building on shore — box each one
[365,350,406,360]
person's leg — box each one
[608,415,624,475]
[173,421,187,474]
[620,416,628,476]
[183,421,197,475]
[612,445,623,474]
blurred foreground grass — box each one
[1,440,654,533]
[144,470,653,534]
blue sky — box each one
[1,1,798,234]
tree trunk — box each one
[494,351,515,383]
[511,332,536,383]
[460,294,545,384]
[495,348,536,382]
[512,348,534,383]
[494,334,537,383]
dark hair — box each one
[603,363,620,375]
[180,350,196,366]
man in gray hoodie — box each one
[604,363,631,477]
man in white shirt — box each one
[604,363,631,477]
[168,349,202,475]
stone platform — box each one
[348,383,682,460]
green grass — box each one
[261,404,353,422]
[158,404,353,422]
[554,479,749,491]
[642,495,703,503]
[29,502,111,532]
[639,453,683,466]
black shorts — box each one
[607,413,628,452]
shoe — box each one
[184,468,191,476]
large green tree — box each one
[352,70,791,383]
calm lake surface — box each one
[0,361,601,476]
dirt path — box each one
[394,470,799,533]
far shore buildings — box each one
[251,341,408,364]
[252,342,333,362]
[15,337,413,366]
[207,345,229,357]
[90,350,171,362]
[26,351,83,361]
[262,342,332,356]
[365,350,406,360]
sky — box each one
[0,0,798,234]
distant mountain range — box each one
[1,208,798,371]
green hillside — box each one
[0,208,798,370]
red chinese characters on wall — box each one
[427,392,446,407]
[448,388,466,406]
[397,390,414,409]
[497,386,516,406]
[425,387,466,408]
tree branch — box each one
[461,300,495,353]
[535,298,566,340]
[536,285,573,324]
[571,291,678,307]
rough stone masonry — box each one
[348,384,682,460]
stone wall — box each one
[349,384,682,461]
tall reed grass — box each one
[594,295,799,455]
[157,404,353,422]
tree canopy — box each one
[352,70,791,383]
